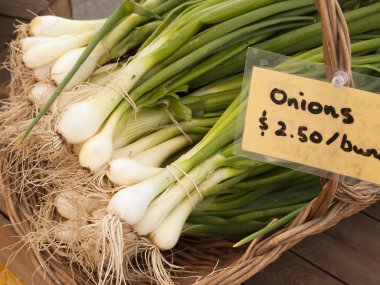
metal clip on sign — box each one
[332,71,349,88]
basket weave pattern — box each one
[2,1,380,284]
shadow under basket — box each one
[2,0,380,284]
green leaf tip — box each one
[122,0,162,20]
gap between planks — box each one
[363,201,380,222]
[244,251,344,285]
[292,212,380,285]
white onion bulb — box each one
[107,158,161,186]
[29,16,105,36]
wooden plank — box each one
[41,0,72,19]
[363,201,380,221]
[0,16,17,51]
[0,46,11,87]
[0,46,10,99]
[0,0,49,20]
[293,213,380,285]
[245,251,343,285]
[71,0,118,20]
[0,46,10,102]
[0,0,72,52]
[0,213,48,285]
[0,0,72,87]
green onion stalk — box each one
[67,18,315,171]
[81,74,240,183]
[91,19,312,161]
[277,38,380,81]
[110,73,243,151]
[75,75,235,177]
[78,72,240,171]
[191,5,380,87]
[142,163,321,248]
[106,93,247,241]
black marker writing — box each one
[269,88,355,124]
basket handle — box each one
[309,0,354,218]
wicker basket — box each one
[2,1,380,284]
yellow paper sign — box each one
[242,67,380,185]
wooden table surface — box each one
[0,2,379,284]
[246,203,380,285]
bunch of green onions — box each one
[6,0,380,283]
[22,0,185,108]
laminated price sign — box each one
[238,48,380,185]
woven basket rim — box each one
[2,1,380,285]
